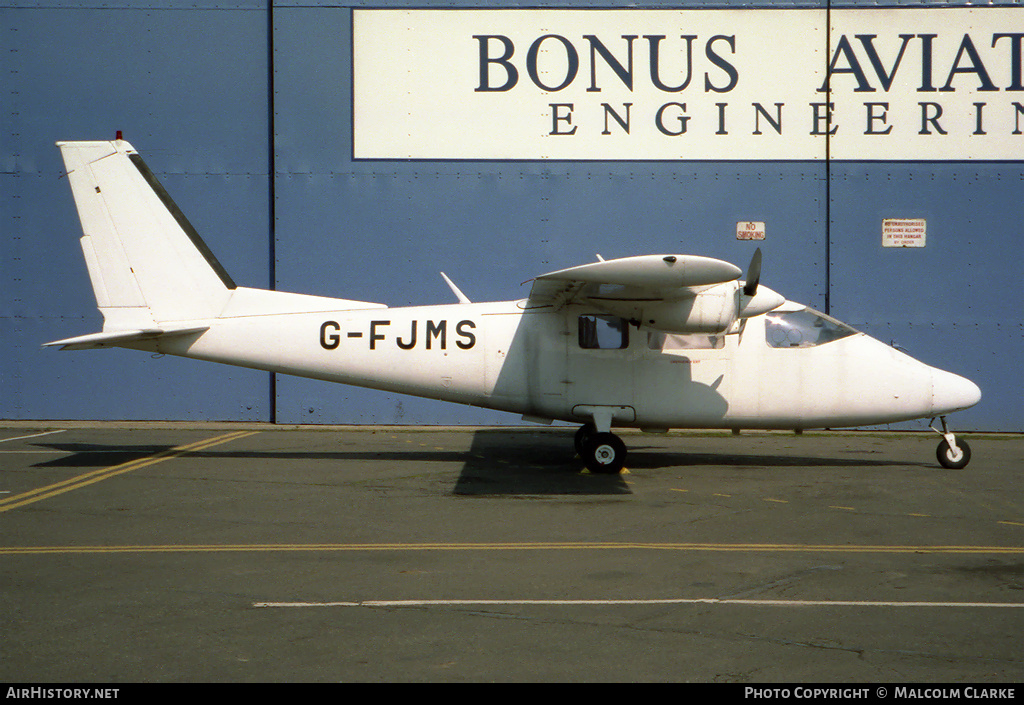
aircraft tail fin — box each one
[56,139,235,328]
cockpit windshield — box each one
[764,307,859,348]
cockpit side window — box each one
[765,308,858,348]
[579,314,629,349]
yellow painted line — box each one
[763,498,789,504]
[2,542,1024,556]
[830,506,856,511]
[998,521,1024,527]
[0,431,258,513]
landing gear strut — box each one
[931,416,972,469]
[575,422,627,474]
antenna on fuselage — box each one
[440,272,471,304]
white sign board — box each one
[737,221,765,240]
[882,218,927,248]
[353,8,1024,161]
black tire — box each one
[574,423,596,456]
[937,437,971,469]
[584,432,627,474]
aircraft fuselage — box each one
[143,298,978,432]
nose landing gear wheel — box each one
[583,432,627,474]
[931,416,972,469]
[937,437,971,469]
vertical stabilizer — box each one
[57,139,235,327]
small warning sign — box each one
[882,219,926,248]
[737,221,765,240]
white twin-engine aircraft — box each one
[48,139,982,473]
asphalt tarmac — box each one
[1,423,1022,683]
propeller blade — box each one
[743,248,762,297]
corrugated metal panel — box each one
[828,164,1024,430]
[2,5,272,419]
[4,0,1021,430]
[269,4,831,424]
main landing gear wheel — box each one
[937,437,971,470]
[583,432,627,474]
[574,423,596,456]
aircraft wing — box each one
[524,255,743,310]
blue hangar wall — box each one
[2,0,1022,430]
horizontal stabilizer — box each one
[44,325,209,351]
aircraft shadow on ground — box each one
[31,430,919,497]
[30,432,629,496]
[453,430,630,496]
[623,448,917,470]
[31,443,176,468]
[454,430,918,496]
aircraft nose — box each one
[931,369,982,415]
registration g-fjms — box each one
[320,319,477,351]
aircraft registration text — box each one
[320,319,477,351]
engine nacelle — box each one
[634,282,786,334]
[639,284,738,334]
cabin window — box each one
[765,308,858,348]
[647,332,724,351]
[578,315,629,349]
